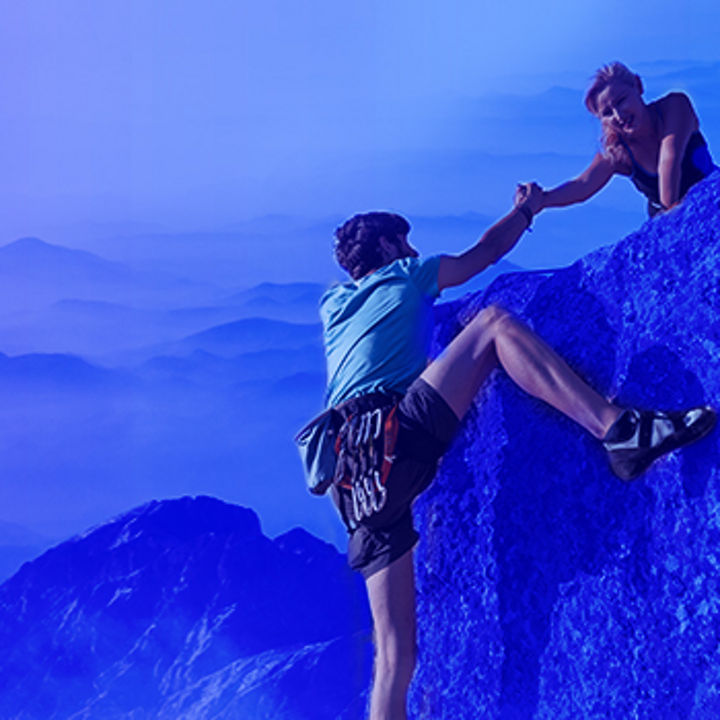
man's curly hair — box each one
[333,211,411,280]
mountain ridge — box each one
[0,495,371,719]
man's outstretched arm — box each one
[437,183,542,291]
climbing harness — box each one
[334,396,400,524]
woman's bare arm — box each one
[540,153,616,209]
[656,93,699,209]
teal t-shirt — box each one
[321,255,442,407]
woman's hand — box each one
[515,182,544,215]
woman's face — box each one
[595,79,647,137]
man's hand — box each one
[514,182,544,215]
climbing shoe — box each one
[603,406,717,481]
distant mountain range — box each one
[0,351,136,391]
[0,230,527,568]
[223,281,328,322]
[0,236,328,357]
[165,317,323,358]
[0,496,372,719]
[0,237,220,315]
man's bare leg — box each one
[366,549,417,720]
[421,305,621,434]
[365,305,624,719]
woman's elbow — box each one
[566,179,600,204]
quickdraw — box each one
[334,401,399,523]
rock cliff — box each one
[412,172,720,718]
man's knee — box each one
[471,304,514,335]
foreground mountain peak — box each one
[0,496,370,719]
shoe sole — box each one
[608,406,717,481]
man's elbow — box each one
[437,259,469,290]
[438,253,490,290]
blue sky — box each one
[3,1,719,268]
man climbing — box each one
[318,183,715,720]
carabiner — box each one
[372,470,387,512]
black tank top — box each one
[619,131,716,216]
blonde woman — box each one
[539,62,715,216]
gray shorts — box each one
[331,377,459,579]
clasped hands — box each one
[514,182,545,216]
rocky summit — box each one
[411,172,720,718]
[0,496,371,719]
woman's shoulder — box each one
[652,92,695,116]
[593,147,631,177]
[652,92,698,131]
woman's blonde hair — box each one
[584,62,643,165]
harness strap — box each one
[380,406,399,485]
[333,397,400,523]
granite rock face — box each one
[411,172,720,718]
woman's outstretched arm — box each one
[656,92,699,209]
[540,152,615,209]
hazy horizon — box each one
[2,2,719,565]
